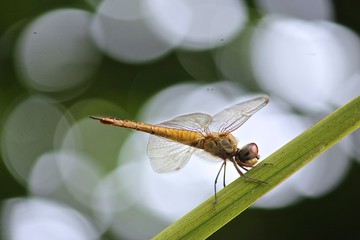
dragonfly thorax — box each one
[202,133,238,159]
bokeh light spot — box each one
[251,15,360,110]
[2,198,99,240]
[15,9,101,96]
[1,96,69,183]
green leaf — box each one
[152,96,360,240]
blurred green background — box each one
[1,0,360,239]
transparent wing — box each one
[209,96,269,133]
[147,135,196,173]
[159,112,212,133]
[147,113,211,172]
[194,149,222,162]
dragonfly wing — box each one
[194,149,222,162]
[147,112,211,172]
[159,113,212,133]
[209,96,269,133]
[147,135,196,173]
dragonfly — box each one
[90,96,269,202]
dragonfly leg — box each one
[223,160,227,188]
[230,158,245,176]
[214,160,226,203]
[239,165,250,172]
[231,158,268,185]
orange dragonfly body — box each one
[91,96,269,201]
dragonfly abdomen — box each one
[153,126,203,146]
[90,116,203,146]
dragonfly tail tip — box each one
[89,116,101,120]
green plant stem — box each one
[152,96,360,240]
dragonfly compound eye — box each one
[236,143,259,165]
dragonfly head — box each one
[235,143,259,167]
